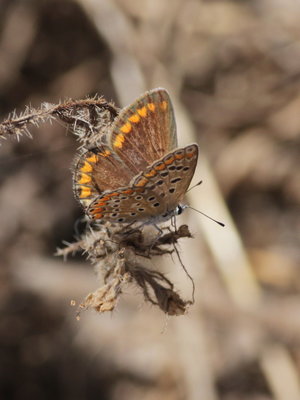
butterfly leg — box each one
[153,224,163,239]
[118,220,139,236]
[147,224,164,255]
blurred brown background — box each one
[0,0,300,399]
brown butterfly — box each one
[73,88,198,225]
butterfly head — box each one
[143,203,188,226]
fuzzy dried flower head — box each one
[57,222,194,316]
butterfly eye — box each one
[176,205,184,215]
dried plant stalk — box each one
[57,223,193,316]
[0,97,118,145]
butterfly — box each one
[73,88,198,225]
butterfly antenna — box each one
[188,206,225,227]
[187,180,203,193]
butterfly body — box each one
[73,88,199,224]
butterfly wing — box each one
[87,144,198,223]
[107,88,177,175]
[132,144,199,209]
[73,145,134,209]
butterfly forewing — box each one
[107,88,177,175]
[73,145,134,208]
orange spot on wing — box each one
[164,156,175,165]
[99,196,110,202]
[78,173,92,184]
[175,153,184,160]
[160,101,168,110]
[79,186,92,198]
[80,161,93,173]
[122,189,134,194]
[186,152,195,158]
[99,149,111,157]
[120,121,132,133]
[113,133,125,148]
[137,106,147,117]
[155,163,165,171]
[144,169,157,177]
[93,207,104,213]
[135,177,148,187]
[86,154,98,163]
[147,103,155,112]
[128,114,140,123]
[92,213,103,219]
[94,201,106,207]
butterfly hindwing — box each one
[87,145,198,223]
